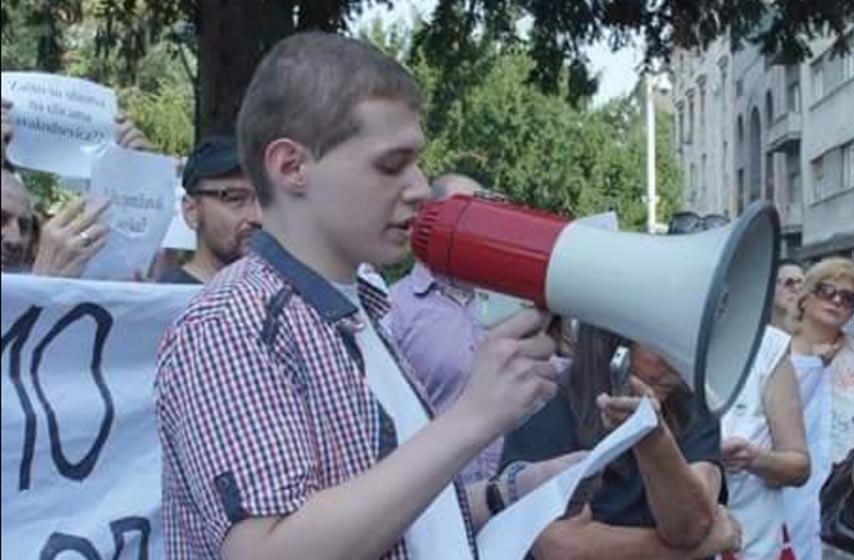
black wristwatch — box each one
[485,476,505,516]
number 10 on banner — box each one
[1,303,115,491]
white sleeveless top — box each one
[784,353,831,560]
[720,326,790,560]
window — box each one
[737,169,745,214]
[723,141,730,199]
[702,154,708,197]
[765,91,774,126]
[736,79,743,98]
[812,61,824,102]
[812,156,824,201]
[843,50,854,82]
[699,84,706,136]
[788,154,801,208]
[765,152,775,201]
[723,141,729,177]
[678,107,685,145]
[844,143,854,190]
[720,67,728,115]
[736,115,745,163]
[788,82,801,113]
[688,96,695,143]
[690,164,697,202]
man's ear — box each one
[181,194,199,231]
[264,138,309,197]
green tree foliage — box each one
[4,1,849,134]
[2,1,195,208]
[368,19,681,232]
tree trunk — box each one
[196,0,291,138]
[195,0,366,139]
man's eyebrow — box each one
[377,144,423,158]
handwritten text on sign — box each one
[1,72,117,177]
[1,274,198,559]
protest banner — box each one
[1,274,197,560]
[1,72,117,178]
[83,145,180,280]
[1,274,655,560]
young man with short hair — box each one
[156,32,560,560]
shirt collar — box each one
[250,231,357,323]
[410,261,438,296]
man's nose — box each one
[403,165,431,205]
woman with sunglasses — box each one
[784,257,854,560]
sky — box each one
[351,0,644,105]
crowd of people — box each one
[2,31,853,560]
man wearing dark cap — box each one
[157,135,261,284]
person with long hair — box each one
[500,325,742,559]
[784,257,854,560]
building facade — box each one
[672,30,854,260]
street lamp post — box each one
[646,73,657,233]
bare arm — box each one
[532,505,741,560]
[224,406,489,560]
[598,379,718,549]
[222,311,559,560]
[633,429,720,548]
[722,358,810,487]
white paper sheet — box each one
[83,145,179,280]
[477,398,659,560]
[1,72,117,178]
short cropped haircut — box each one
[237,31,422,206]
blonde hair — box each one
[792,257,854,328]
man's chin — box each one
[375,243,410,267]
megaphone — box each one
[411,195,780,415]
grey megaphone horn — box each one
[411,196,780,415]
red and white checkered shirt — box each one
[155,232,478,559]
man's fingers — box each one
[69,198,110,233]
[515,331,557,360]
[82,235,108,258]
[487,309,551,342]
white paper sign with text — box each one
[83,145,179,280]
[1,72,117,178]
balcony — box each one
[768,112,802,153]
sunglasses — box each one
[813,282,854,309]
[667,212,730,234]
